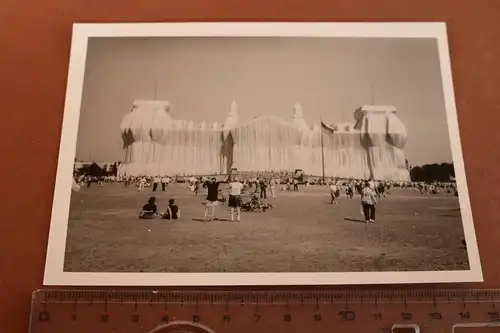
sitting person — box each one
[161,198,181,220]
[139,196,158,219]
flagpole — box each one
[320,117,326,184]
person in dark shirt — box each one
[204,177,220,221]
[139,197,157,219]
[162,198,180,220]
[259,178,267,199]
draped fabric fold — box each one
[118,101,410,181]
[356,106,410,181]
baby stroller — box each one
[241,189,273,212]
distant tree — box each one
[75,164,90,177]
[89,162,107,177]
[410,166,422,181]
[410,163,455,182]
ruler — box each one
[29,289,500,333]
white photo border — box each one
[43,22,483,286]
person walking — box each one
[269,178,277,199]
[152,176,161,192]
[259,178,267,199]
[161,176,168,191]
[361,180,377,223]
[138,177,146,192]
[329,182,338,204]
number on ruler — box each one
[100,314,109,322]
[372,313,382,321]
[254,314,261,321]
[338,311,356,321]
[284,314,292,322]
[430,312,442,320]
[314,314,322,321]
[162,315,169,323]
[131,314,140,322]
[223,314,231,323]
[71,314,77,321]
[458,312,471,319]
[192,315,201,323]
[488,311,500,320]
[401,312,413,320]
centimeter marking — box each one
[33,289,500,305]
[31,290,500,333]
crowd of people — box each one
[74,170,458,225]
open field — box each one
[63,183,469,273]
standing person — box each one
[346,181,354,199]
[259,178,267,199]
[138,177,146,192]
[86,175,92,188]
[269,178,277,199]
[361,180,378,223]
[204,177,220,221]
[293,178,299,192]
[194,180,200,196]
[152,176,161,192]
[329,182,338,204]
[161,176,168,192]
[228,178,243,222]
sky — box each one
[76,36,453,166]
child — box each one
[193,180,200,195]
[139,197,157,219]
[161,199,181,220]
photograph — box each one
[44,22,482,286]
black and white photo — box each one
[44,23,482,286]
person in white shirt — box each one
[228,178,243,222]
[329,182,338,204]
[269,178,277,199]
[138,177,146,192]
[152,176,161,192]
[161,176,168,191]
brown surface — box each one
[0,1,499,332]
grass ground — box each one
[63,182,469,273]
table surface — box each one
[1,1,499,332]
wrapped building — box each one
[118,99,410,181]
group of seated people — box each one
[138,196,181,220]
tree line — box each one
[73,160,455,182]
[74,162,118,177]
[409,162,455,182]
